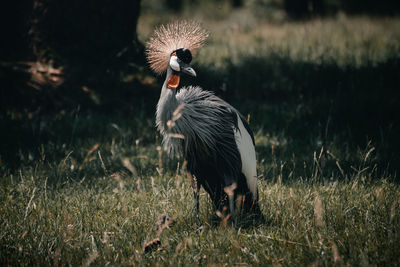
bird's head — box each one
[169,48,196,77]
[146,21,208,78]
[166,48,196,89]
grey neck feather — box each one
[156,67,179,134]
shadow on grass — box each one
[193,53,400,177]
[0,60,159,173]
[1,53,399,179]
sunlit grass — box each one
[199,14,400,68]
[138,12,400,69]
[1,147,399,265]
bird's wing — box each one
[233,113,258,199]
[174,86,242,176]
[236,113,255,146]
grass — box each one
[1,109,399,265]
[1,10,400,266]
[1,148,399,265]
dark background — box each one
[1,0,399,178]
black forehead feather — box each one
[174,48,192,64]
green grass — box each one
[1,110,399,265]
[1,148,399,265]
[2,12,400,265]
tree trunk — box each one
[0,0,144,112]
[0,0,34,61]
[30,0,143,65]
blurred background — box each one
[1,0,399,179]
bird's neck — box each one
[162,67,181,94]
[156,67,179,131]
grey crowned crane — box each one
[146,21,263,226]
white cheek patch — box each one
[169,56,180,72]
[234,114,257,200]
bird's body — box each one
[147,21,263,226]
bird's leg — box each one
[224,183,237,226]
[188,172,201,226]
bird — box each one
[146,21,263,226]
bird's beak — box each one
[181,65,196,77]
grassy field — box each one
[1,161,399,265]
[1,10,400,266]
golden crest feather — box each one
[146,21,209,75]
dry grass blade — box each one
[87,144,99,156]
[24,187,36,221]
[216,210,231,228]
[156,214,175,237]
[188,173,198,193]
[167,133,185,139]
[98,150,107,175]
[314,195,325,228]
[122,158,138,177]
[331,242,342,264]
[172,104,184,121]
